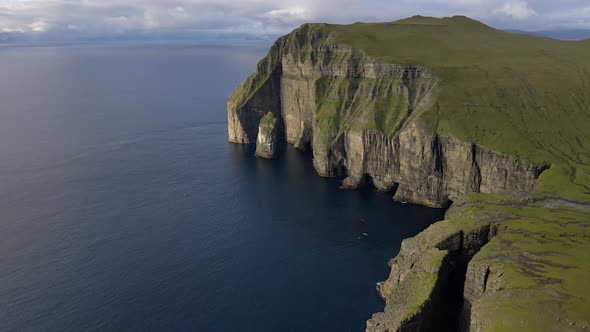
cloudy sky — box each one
[0,0,589,40]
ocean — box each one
[0,42,444,331]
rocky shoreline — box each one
[227,20,589,331]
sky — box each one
[0,0,589,41]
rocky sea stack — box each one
[255,112,279,158]
[228,16,590,331]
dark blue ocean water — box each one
[0,42,444,332]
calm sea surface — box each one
[0,42,444,331]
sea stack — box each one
[255,112,278,158]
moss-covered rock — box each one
[255,112,278,159]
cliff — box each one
[228,16,590,332]
[367,193,590,331]
[228,21,550,208]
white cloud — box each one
[493,0,536,20]
[0,0,586,39]
[168,6,187,18]
[264,7,308,20]
[143,10,160,28]
[29,19,49,32]
[1,27,25,33]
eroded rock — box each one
[227,24,547,207]
[255,112,279,159]
[367,223,498,332]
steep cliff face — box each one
[366,221,498,332]
[227,24,547,208]
[339,123,546,207]
[227,40,283,144]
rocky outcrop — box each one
[460,252,507,332]
[255,112,279,158]
[227,24,548,208]
[366,220,499,332]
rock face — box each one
[227,40,283,144]
[227,24,547,208]
[255,112,278,158]
[366,219,498,332]
[461,251,507,332]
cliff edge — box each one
[228,16,590,331]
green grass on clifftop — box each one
[258,112,276,136]
[313,17,590,329]
[319,16,590,202]
[230,16,590,330]
[445,192,590,330]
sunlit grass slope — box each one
[298,16,590,329]
[321,16,590,202]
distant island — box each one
[227,16,590,331]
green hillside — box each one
[318,16,590,203]
[229,17,590,329]
[313,16,590,329]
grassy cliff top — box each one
[229,17,590,328]
[315,18,590,328]
[258,112,277,136]
[259,112,276,127]
[325,16,588,67]
[315,16,590,203]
